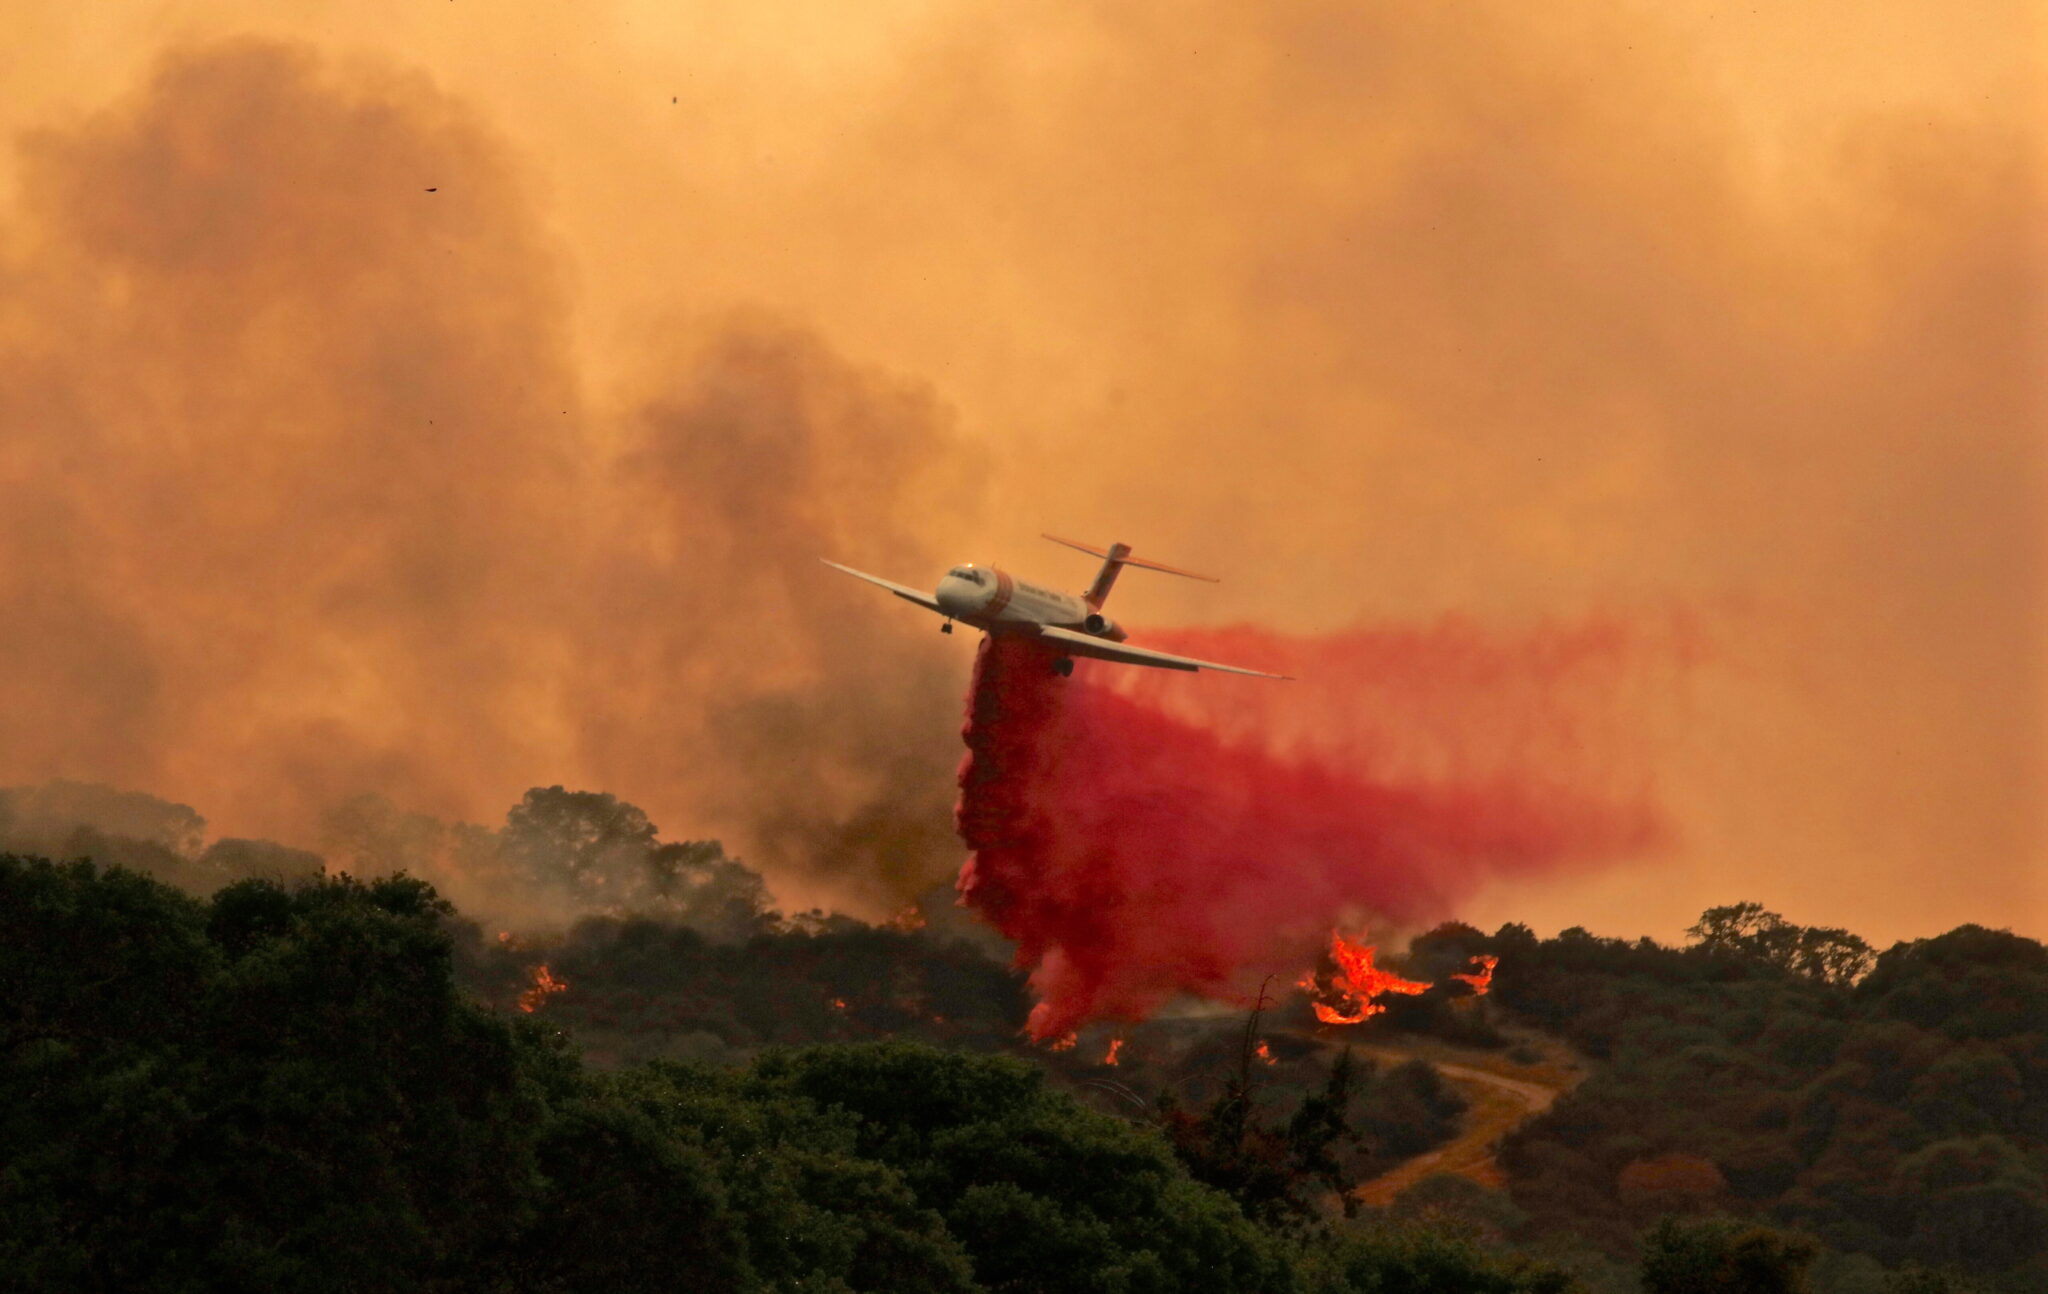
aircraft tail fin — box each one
[1042,533,1219,609]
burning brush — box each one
[1296,930,1430,1025]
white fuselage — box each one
[820,543,1286,677]
[935,564,1088,631]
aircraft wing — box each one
[1037,625,1293,680]
[820,559,945,614]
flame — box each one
[517,963,567,1013]
[830,997,848,1010]
[1048,1032,1077,1051]
[1255,1039,1277,1066]
[1451,953,1499,995]
[1299,930,1430,1024]
[1104,1038,1124,1066]
[887,905,928,931]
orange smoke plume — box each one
[2,6,2036,954]
[1298,930,1431,1025]
[0,39,985,919]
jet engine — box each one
[1083,612,1129,642]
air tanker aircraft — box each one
[823,535,1292,680]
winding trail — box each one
[1349,1039,1582,1207]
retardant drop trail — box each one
[954,627,1672,1040]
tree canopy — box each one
[1,855,1585,1294]
[8,845,2039,1294]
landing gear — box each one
[940,621,953,634]
[1052,657,1074,677]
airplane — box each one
[822,534,1292,680]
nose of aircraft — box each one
[934,575,971,616]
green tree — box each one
[502,785,660,895]
[0,860,567,1292]
[1687,904,1872,985]
[1891,1136,2048,1271]
[1286,1046,1367,1212]
[489,1094,757,1293]
[604,1060,978,1292]
[1789,927,1877,987]
[1639,1217,1817,1294]
[753,1042,1290,1293]
[1300,1223,1581,1293]
[499,786,772,932]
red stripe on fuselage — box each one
[985,569,1015,619]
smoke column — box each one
[0,42,982,914]
[955,623,1675,1039]
[1,3,2038,942]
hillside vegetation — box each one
[0,855,1571,1293]
[5,780,2040,1292]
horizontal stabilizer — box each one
[1121,554,1219,582]
[1041,533,1219,583]
[1042,533,1114,560]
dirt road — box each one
[1350,1041,1580,1206]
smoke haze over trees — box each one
[0,779,776,937]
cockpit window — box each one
[948,566,988,585]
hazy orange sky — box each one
[1,1,2040,945]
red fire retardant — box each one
[955,623,1674,1040]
